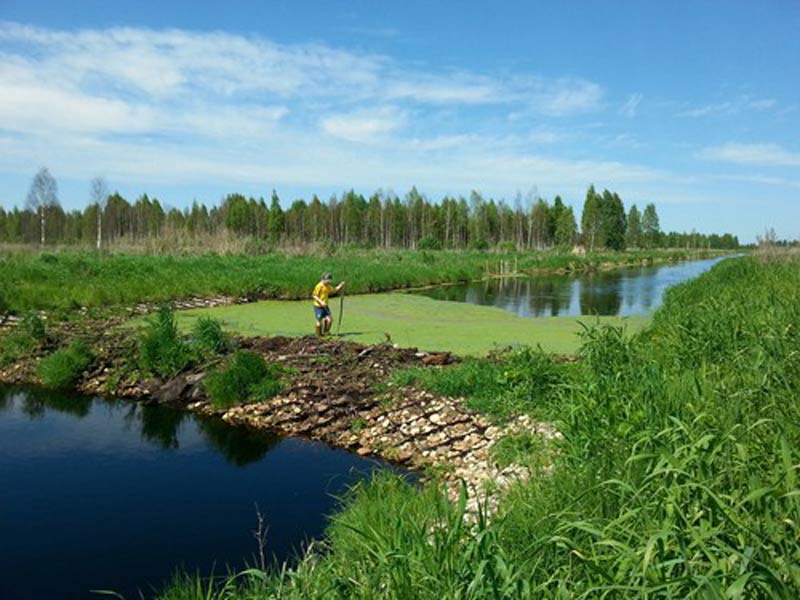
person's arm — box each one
[312,293,327,306]
[335,281,346,292]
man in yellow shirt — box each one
[312,272,345,337]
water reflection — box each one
[0,384,279,465]
[0,383,405,600]
[412,257,729,318]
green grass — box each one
[156,255,800,598]
[179,293,648,356]
[36,340,93,388]
[0,248,722,314]
[204,350,289,409]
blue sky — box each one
[0,0,797,242]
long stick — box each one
[337,264,346,335]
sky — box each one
[0,0,798,242]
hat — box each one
[321,272,332,282]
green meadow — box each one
[179,293,649,355]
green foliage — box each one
[36,340,93,388]
[416,236,442,250]
[20,312,47,340]
[164,255,800,598]
[0,329,39,367]
[0,248,727,314]
[139,305,191,378]
[490,433,547,468]
[191,316,229,356]
[394,347,571,420]
[204,350,288,409]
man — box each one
[312,272,345,337]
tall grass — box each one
[0,248,722,314]
[37,340,93,388]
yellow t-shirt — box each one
[312,281,334,307]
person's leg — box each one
[315,318,323,337]
[323,315,332,335]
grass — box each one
[204,350,289,409]
[179,293,648,356]
[36,340,93,388]
[0,312,48,368]
[156,254,800,598]
[0,248,723,314]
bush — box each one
[21,312,47,341]
[416,236,442,251]
[139,305,191,378]
[191,316,229,356]
[37,340,93,388]
[204,350,288,409]
[468,238,489,251]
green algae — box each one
[178,293,649,356]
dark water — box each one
[411,256,729,317]
[0,384,406,600]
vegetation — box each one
[158,255,800,598]
[181,293,649,356]
[204,350,289,409]
[139,305,193,378]
[0,247,720,314]
[0,312,48,368]
[37,340,93,388]
[2,171,739,253]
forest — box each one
[3,168,740,251]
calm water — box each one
[411,256,730,317]
[0,384,405,600]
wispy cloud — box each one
[698,143,800,167]
[677,95,781,118]
[621,93,643,118]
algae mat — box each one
[179,293,649,356]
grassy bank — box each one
[0,248,722,314]
[158,254,800,598]
[178,294,649,356]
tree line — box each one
[0,167,740,251]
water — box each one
[411,256,730,317]
[0,384,406,600]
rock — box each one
[154,376,189,404]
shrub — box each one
[37,340,93,388]
[21,312,47,341]
[191,316,229,356]
[139,305,191,378]
[416,236,442,251]
[204,350,288,409]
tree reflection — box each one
[122,404,186,450]
[197,416,280,466]
[6,385,92,419]
[578,273,622,316]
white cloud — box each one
[320,107,406,142]
[698,143,800,167]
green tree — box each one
[642,203,661,248]
[581,185,603,251]
[601,190,627,251]
[555,205,577,247]
[268,190,285,243]
[26,167,60,246]
[625,204,642,248]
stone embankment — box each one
[2,330,559,510]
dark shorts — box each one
[314,305,332,321]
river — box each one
[410,256,729,317]
[0,384,406,600]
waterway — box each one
[411,256,729,317]
[0,384,405,600]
